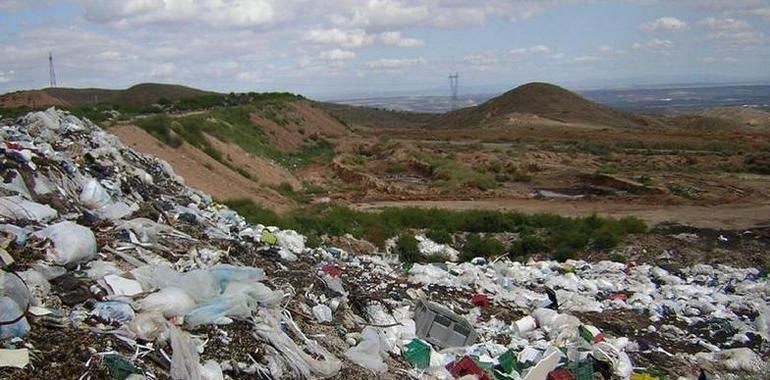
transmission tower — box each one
[48,52,57,88]
[448,72,459,110]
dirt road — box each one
[352,199,770,229]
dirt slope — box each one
[110,125,294,211]
[0,90,68,108]
[252,100,349,151]
[433,82,641,128]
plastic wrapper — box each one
[0,196,58,222]
[345,327,388,373]
[169,325,203,380]
[33,221,96,266]
[139,287,196,318]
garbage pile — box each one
[0,108,768,380]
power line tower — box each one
[48,52,57,88]
[448,72,459,110]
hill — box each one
[318,102,436,129]
[0,83,215,108]
[432,82,642,128]
[701,106,770,128]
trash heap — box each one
[0,108,768,380]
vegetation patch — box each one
[224,200,646,262]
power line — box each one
[448,72,459,110]
[48,52,56,88]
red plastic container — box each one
[547,368,576,380]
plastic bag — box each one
[345,327,388,373]
[254,313,342,378]
[275,230,305,254]
[0,196,58,222]
[80,179,136,220]
[33,221,96,266]
[223,281,283,306]
[91,301,135,324]
[312,304,333,323]
[80,179,112,210]
[184,294,252,328]
[207,264,265,290]
[169,325,203,380]
[128,312,168,341]
[131,266,218,303]
[200,360,224,380]
[0,296,30,339]
[139,287,196,318]
[119,218,169,244]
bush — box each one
[609,253,628,263]
[426,229,451,244]
[396,233,421,263]
[385,162,408,174]
[553,244,576,262]
[461,234,505,261]
[592,225,622,251]
[509,233,546,258]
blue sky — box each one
[1,0,769,98]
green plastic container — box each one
[404,339,431,369]
[567,359,594,380]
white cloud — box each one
[463,51,498,66]
[751,8,770,20]
[697,56,739,64]
[510,45,551,56]
[81,0,281,27]
[304,28,374,48]
[640,16,687,31]
[304,29,423,49]
[598,45,625,55]
[0,70,14,84]
[572,56,600,63]
[699,17,750,31]
[366,57,426,70]
[632,38,673,50]
[698,17,764,46]
[319,49,356,61]
[378,31,424,47]
[150,62,176,77]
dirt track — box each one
[353,199,770,229]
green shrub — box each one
[510,234,546,258]
[385,162,408,174]
[609,253,628,263]
[592,225,622,251]
[396,234,421,263]
[135,114,182,147]
[461,234,505,261]
[553,244,576,262]
[223,199,282,227]
[426,229,451,244]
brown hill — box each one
[1,83,215,108]
[433,82,642,128]
[700,106,770,128]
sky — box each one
[0,0,769,98]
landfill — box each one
[0,107,768,379]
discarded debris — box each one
[0,108,768,379]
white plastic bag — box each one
[275,230,306,254]
[312,304,333,323]
[139,287,196,318]
[169,325,203,380]
[0,196,57,222]
[129,312,168,341]
[34,221,96,265]
[345,327,388,373]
